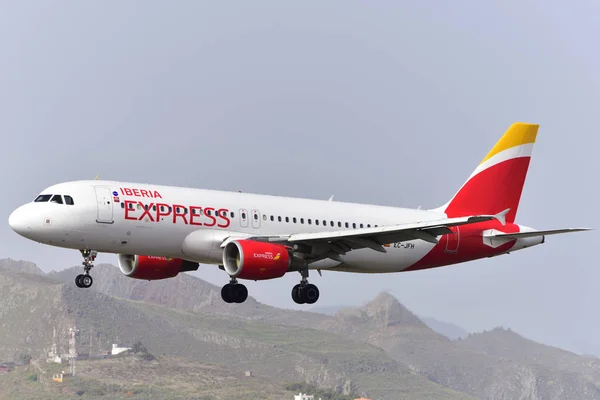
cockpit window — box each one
[34,194,52,202]
[50,195,63,204]
[64,195,74,205]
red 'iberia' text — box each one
[120,188,163,198]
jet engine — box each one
[117,254,199,280]
[222,240,305,280]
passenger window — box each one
[254,213,258,220]
[330,221,334,227]
[293,217,297,223]
[121,202,125,209]
[338,222,341,228]
[315,220,319,225]
[215,210,219,217]
[308,219,312,224]
[241,212,246,219]
[300,218,304,224]
[360,223,364,228]
[64,195,74,205]
[285,217,289,223]
[263,214,267,221]
[278,216,282,222]
[270,215,274,221]
[207,210,212,216]
[367,224,371,228]
[50,195,63,204]
[345,222,349,228]
[34,194,52,203]
[231,212,235,218]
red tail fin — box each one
[435,122,539,223]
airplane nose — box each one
[8,206,32,237]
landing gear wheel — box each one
[232,284,248,303]
[221,281,248,304]
[75,274,93,288]
[80,274,93,288]
[292,284,304,304]
[301,284,319,304]
[221,284,233,303]
[291,269,320,305]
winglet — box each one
[494,208,510,226]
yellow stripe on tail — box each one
[480,122,539,165]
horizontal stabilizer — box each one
[484,228,592,240]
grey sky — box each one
[1,1,598,355]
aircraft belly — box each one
[336,240,435,273]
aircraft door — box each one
[94,186,114,224]
[444,226,460,253]
[239,209,248,228]
[251,209,261,229]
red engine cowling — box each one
[117,254,199,280]
[222,240,291,280]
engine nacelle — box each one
[117,254,199,280]
[223,240,304,280]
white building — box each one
[111,343,131,355]
[294,394,321,400]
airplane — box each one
[7,122,591,305]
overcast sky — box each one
[1,1,598,355]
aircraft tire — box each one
[301,284,319,304]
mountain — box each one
[318,292,600,400]
[3,260,600,399]
[1,262,473,400]
[311,305,470,340]
[459,327,600,384]
[0,258,44,276]
[420,316,469,340]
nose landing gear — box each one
[75,249,97,289]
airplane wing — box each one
[236,209,511,258]
[483,228,592,240]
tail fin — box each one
[434,122,539,224]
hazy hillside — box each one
[420,316,469,340]
[1,262,473,400]
[311,304,470,340]
[3,259,600,399]
[318,293,600,400]
[459,327,600,385]
[0,258,44,276]
[49,264,327,327]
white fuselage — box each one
[9,180,452,273]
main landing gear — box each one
[220,277,248,304]
[219,269,320,305]
[75,249,97,289]
[291,269,319,305]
